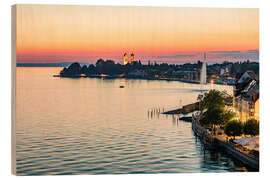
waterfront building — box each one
[237,71,258,84]
[234,71,259,122]
[172,70,197,81]
[220,68,225,75]
[235,95,259,122]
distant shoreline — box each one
[53,75,235,87]
[54,74,200,84]
[17,63,67,67]
[16,62,89,67]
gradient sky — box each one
[16,5,259,64]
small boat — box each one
[119,85,125,88]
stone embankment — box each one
[191,114,259,171]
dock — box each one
[163,102,199,114]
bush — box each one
[224,120,243,138]
[244,118,259,136]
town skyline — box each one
[16,5,259,63]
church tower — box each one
[130,53,135,63]
[123,53,128,65]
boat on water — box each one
[119,85,125,88]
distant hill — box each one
[17,62,89,67]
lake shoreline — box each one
[16,67,242,175]
[53,75,236,87]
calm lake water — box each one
[16,67,249,175]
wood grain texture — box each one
[11,4,17,175]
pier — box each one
[162,102,199,115]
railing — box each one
[192,114,215,144]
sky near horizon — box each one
[16,5,259,64]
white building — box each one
[234,71,259,122]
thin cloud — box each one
[208,50,259,61]
[216,52,259,60]
[157,54,196,58]
[209,51,241,54]
[247,49,259,53]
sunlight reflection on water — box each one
[16,67,250,175]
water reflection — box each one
[148,110,253,172]
[147,108,181,126]
[194,133,252,172]
[16,67,249,175]
[147,107,162,120]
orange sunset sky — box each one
[16,5,259,63]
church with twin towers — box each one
[123,53,135,65]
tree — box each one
[200,107,223,126]
[60,62,82,77]
[197,94,204,112]
[88,64,97,75]
[243,118,259,136]
[200,90,225,111]
[222,110,236,124]
[224,120,243,139]
[199,90,229,134]
[96,59,105,74]
[81,65,88,75]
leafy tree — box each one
[198,90,236,134]
[81,65,88,75]
[197,94,204,112]
[223,95,233,104]
[60,62,82,77]
[224,120,243,139]
[200,90,225,111]
[200,107,224,127]
[222,110,236,124]
[243,118,259,136]
[96,59,105,73]
[87,64,97,75]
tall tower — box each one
[123,53,128,65]
[200,52,207,84]
[130,53,135,63]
